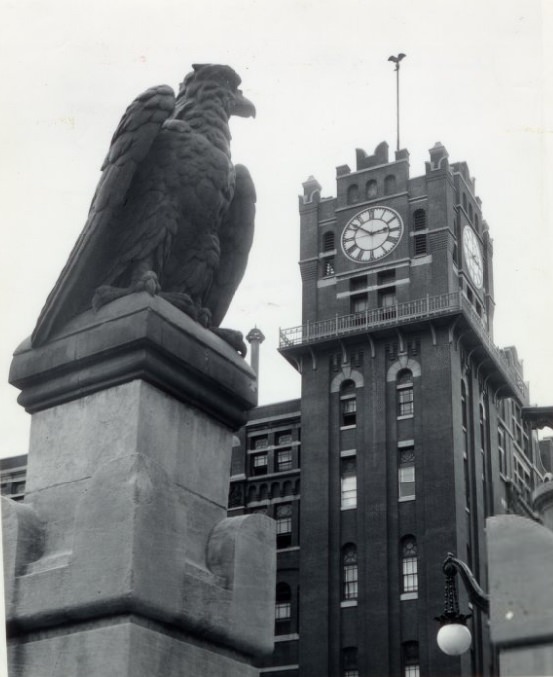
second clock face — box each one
[341,207,404,263]
[462,225,484,289]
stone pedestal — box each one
[3,294,275,676]
[487,513,553,677]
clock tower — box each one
[277,141,530,677]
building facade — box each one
[228,142,545,677]
[1,142,547,677]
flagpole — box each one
[388,53,406,152]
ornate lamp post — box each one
[435,553,490,656]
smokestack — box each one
[246,327,265,381]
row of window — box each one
[346,175,398,205]
[339,370,414,429]
[340,643,419,677]
[340,445,416,510]
[250,447,296,476]
[339,537,418,602]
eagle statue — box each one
[31,64,256,356]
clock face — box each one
[462,225,483,288]
[341,207,404,263]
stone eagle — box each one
[31,64,256,355]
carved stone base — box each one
[4,294,275,676]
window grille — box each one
[413,234,427,256]
[413,209,426,231]
[323,231,335,251]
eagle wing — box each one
[31,85,176,347]
[205,164,256,327]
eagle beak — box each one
[232,90,256,118]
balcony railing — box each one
[278,291,528,401]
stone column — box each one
[3,293,275,676]
[246,327,265,379]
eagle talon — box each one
[211,327,247,357]
[134,271,161,296]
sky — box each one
[0,0,551,459]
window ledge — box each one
[274,633,300,643]
[398,495,415,503]
[400,592,418,601]
[277,546,300,553]
[396,414,414,421]
[340,600,358,608]
[340,425,357,431]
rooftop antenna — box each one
[388,53,406,152]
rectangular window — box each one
[402,557,418,593]
[399,447,415,499]
[250,453,268,476]
[276,431,293,446]
[250,435,268,450]
[276,448,293,472]
[405,665,420,677]
[341,457,357,509]
[275,503,293,548]
[397,387,414,417]
[343,562,358,599]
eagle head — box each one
[177,64,256,119]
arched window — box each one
[342,647,359,677]
[347,184,360,204]
[323,231,335,252]
[384,174,396,195]
[412,209,426,231]
[396,370,414,417]
[462,193,468,212]
[275,582,292,634]
[401,536,418,593]
[366,180,377,199]
[340,380,357,427]
[342,544,358,600]
[469,203,473,222]
[402,641,420,677]
[475,212,480,230]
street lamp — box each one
[435,553,490,656]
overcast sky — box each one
[0,0,551,459]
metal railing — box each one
[279,292,461,347]
[278,291,528,401]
